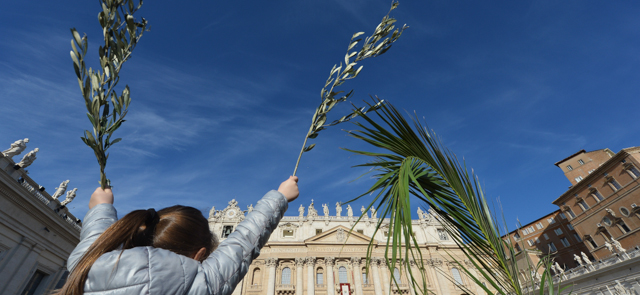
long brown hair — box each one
[55,205,216,295]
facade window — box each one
[252,268,262,285]
[338,266,348,283]
[565,209,576,219]
[578,159,585,165]
[535,237,541,244]
[357,229,364,234]
[451,268,463,285]
[586,235,597,248]
[282,267,292,285]
[577,200,590,211]
[543,233,549,240]
[316,229,323,235]
[589,169,596,174]
[609,178,622,191]
[283,229,294,237]
[573,233,582,242]
[559,213,567,219]
[602,216,612,226]
[560,237,570,247]
[21,270,47,295]
[591,190,604,202]
[222,225,234,238]
[618,220,631,233]
[620,207,630,217]
[567,165,573,171]
[513,233,520,240]
[554,228,563,235]
[548,243,557,252]
[437,229,448,240]
[547,217,556,224]
[527,240,534,246]
[362,268,369,284]
[567,223,574,230]
[316,268,324,285]
[393,268,401,282]
[628,165,640,178]
[575,176,583,183]
[536,222,544,230]
[514,243,521,252]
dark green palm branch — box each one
[343,100,561,295]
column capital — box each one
[325,257,335,266]
[295,257,306,266]
[350,257,362,266]
[266,257,278,267]
[305,256,316,266]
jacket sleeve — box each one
[67,203,118,272]
[200,190,288,295]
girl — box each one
[56,176,299,294]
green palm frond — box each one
[343,99,561,295]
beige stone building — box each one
[0,145,81,294]
[209,200,490,295]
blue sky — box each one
[2,1,640,231]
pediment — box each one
[304,225,376,245]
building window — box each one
[536,222,544,230]
[547,217,556,224]
[282,267,292,285]
[252,268,262,285]
[362,268,369,284]
[554,228,563,235]
[514,243,521,252]
[222,225,234,238]
[618,220,631,233]
[620,207,630,217]
[567,223,574,230]
[514,233,520,240]
[567,165,573,171]
[283,229,294,237]
[591,190,604,202]
[527,240,534,246]
[393,268,401,283]
[565,209,576,219]
[586,235,597,248]
[575,176,583,183]
[54,271,69,289]
[543,233,549,240]
[560,237,570,247]
[627,165,640,178]
[316,268,324,285]
[577,200,590,211]
[451,268,463,285]
[608,178,622,191]
[548,243,557,252]
[357,229,364,234]
[338,266,348,283]
[535,237,541,244]
[21,270,47,295]
[437,229,448,240]
[559,213,567,219]
[578,159,585,165]
[573,233,582,242]
[316,229,323,235]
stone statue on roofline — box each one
[209,206,217,219]
[335,202,342,217]
[347,205,353,217]
[323,203,329,217]
[581,252,592,265]
[604,241,614,253]
[2,138,29,159]
[574,254,583,266]
[51,180,70,200]
[16,148,39,169]
[361,206,368,218]
[60,188,78,206]
[611,238,626,254]
[247,204,253,213]
[299,204,305,217]
[370,207,377,219]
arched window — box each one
[316,268,324,285]
[281,267,291,285]
[252,268,262,285]
[451,268,463,285]
[339,266,348,283]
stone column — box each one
[307,257,316,295]
[0,237,39,294]
[296,258,305,295]
[326,257,336,295]
[428,258,448,295]
[267,258,278,295]
[380,259,390,295]
[351,257,363,295]
[371,258,384,295]
[406,260,416,295]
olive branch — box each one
[292,2,407,176]
[70,0,148,188]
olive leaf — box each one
[71,0,148,189]
[292,1,407,176]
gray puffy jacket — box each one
[67,190,288,294]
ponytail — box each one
[54,206,214,295]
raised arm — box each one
[199,176,299,295]
[67,188,118,271]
